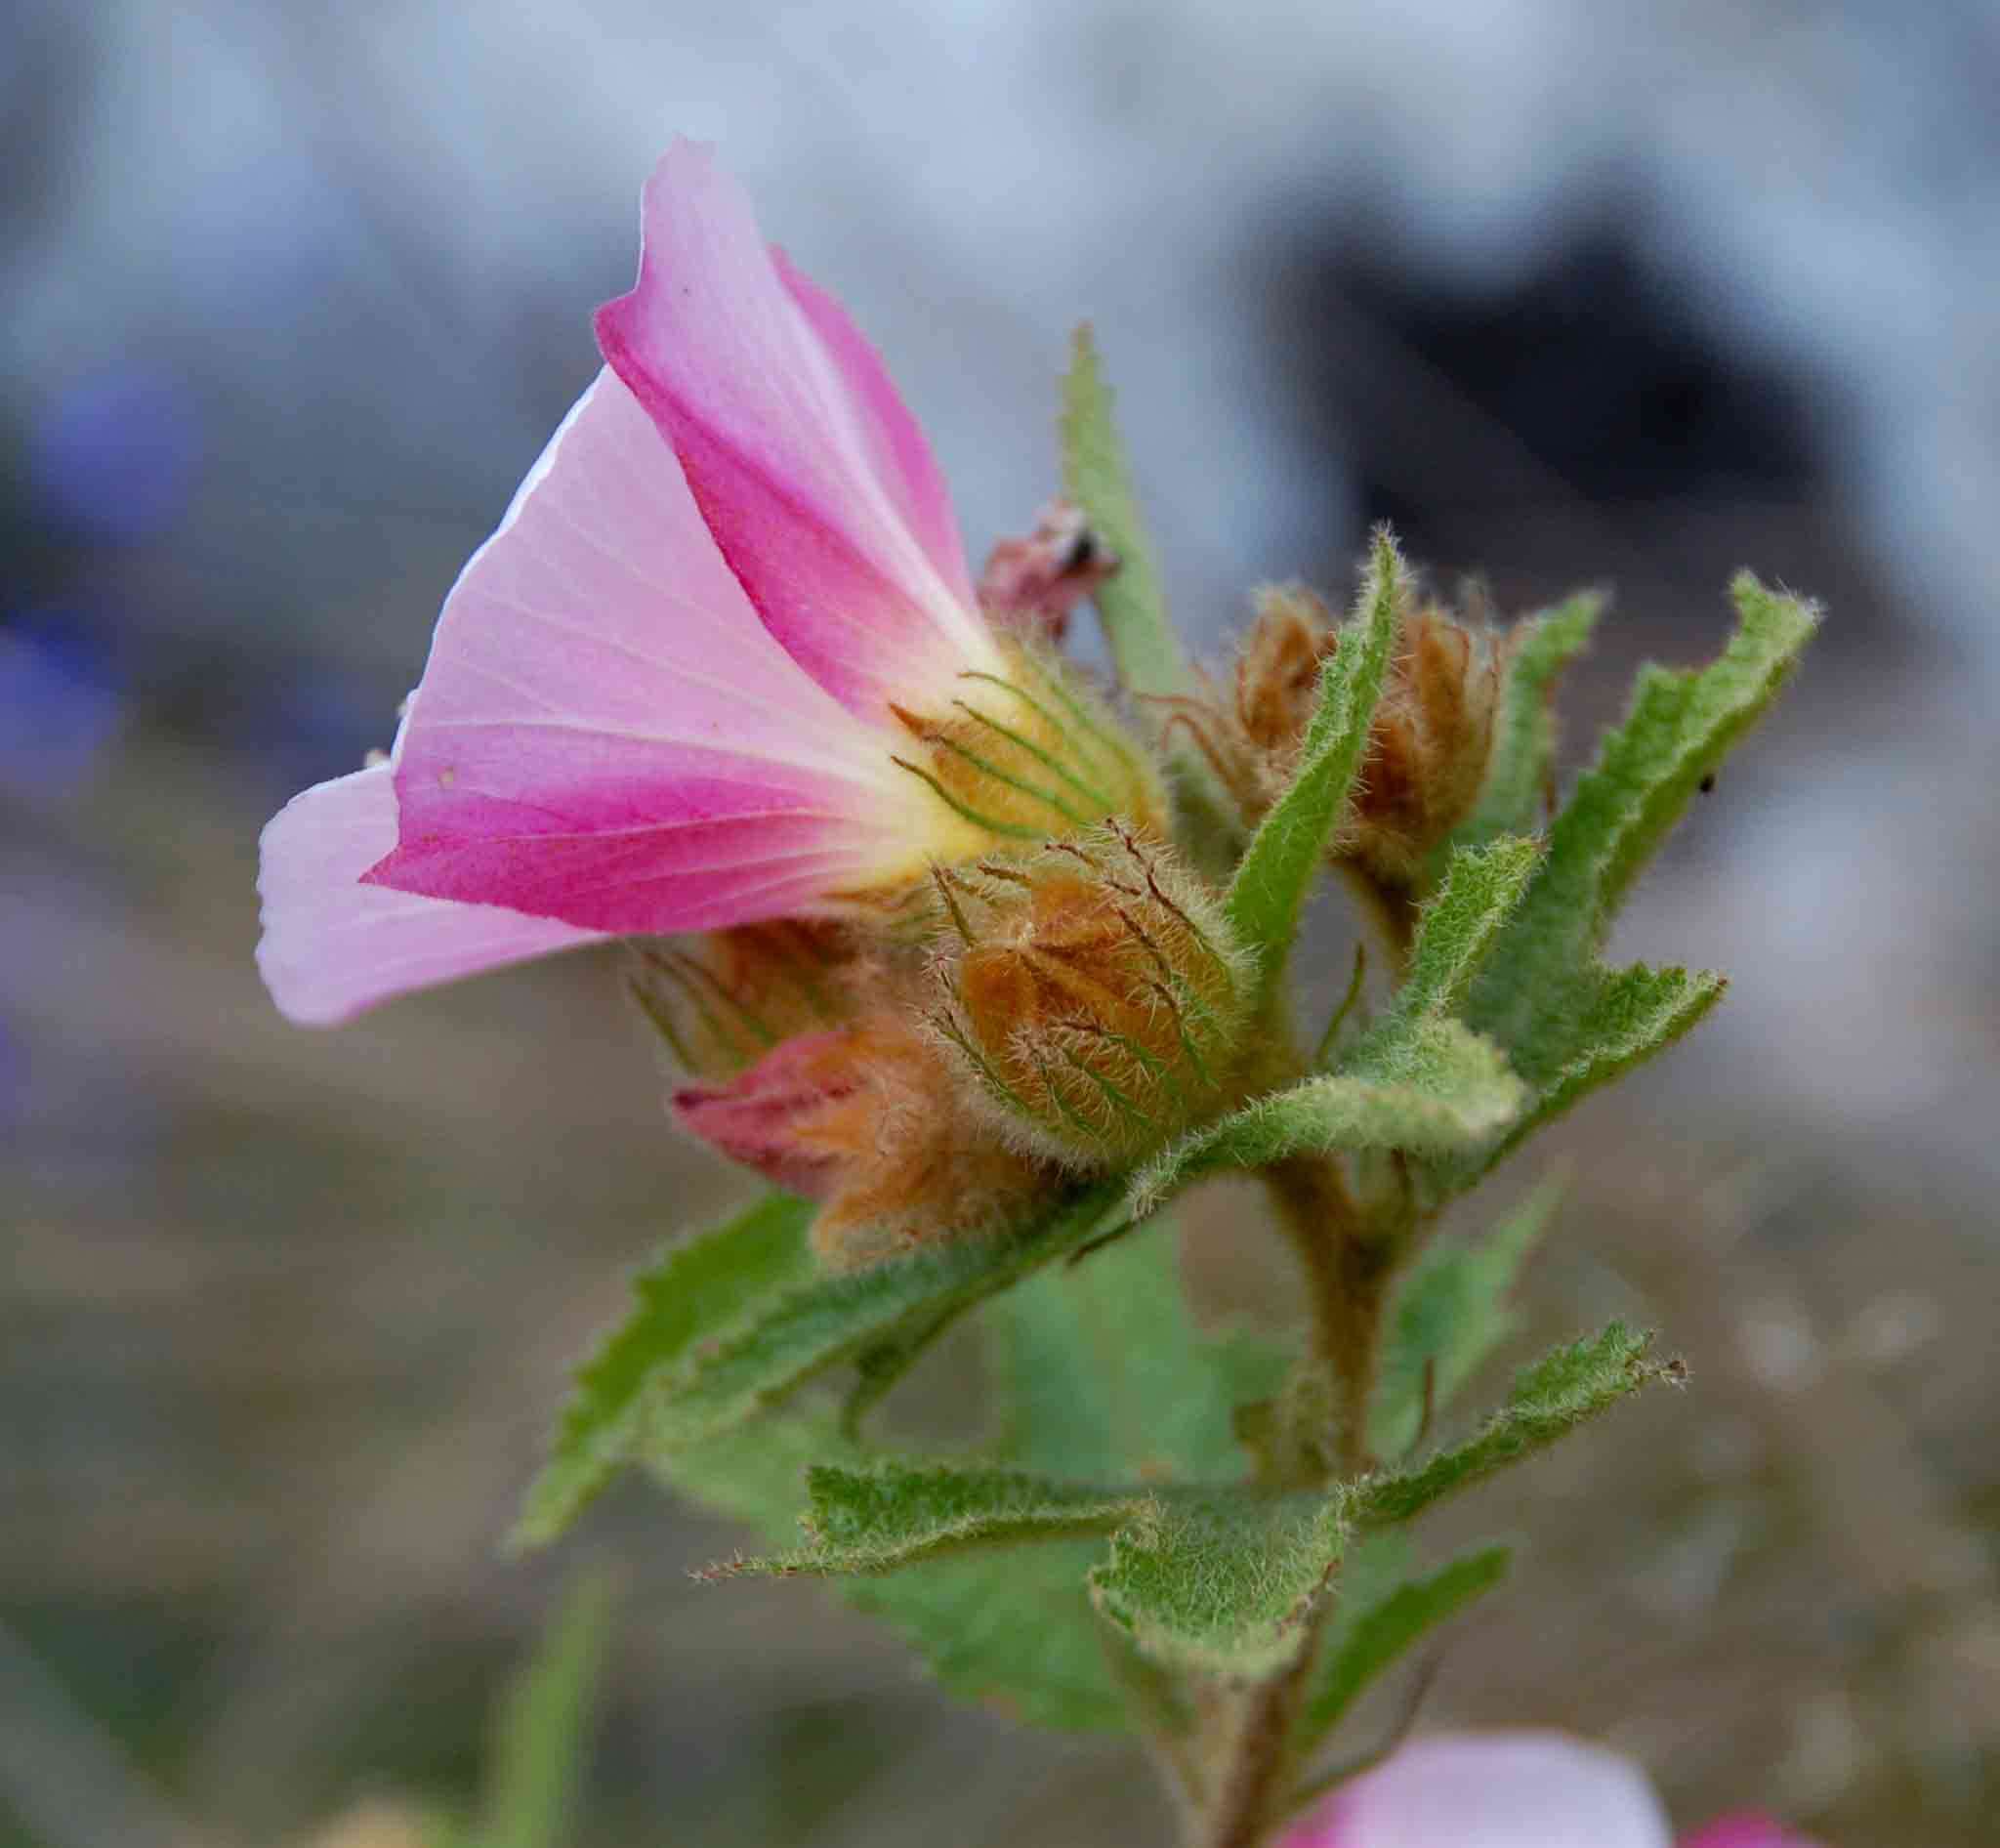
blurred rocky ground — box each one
[4,3,1996,1843]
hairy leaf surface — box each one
[730,1463,1146,1575]
[1454,576,1815,1175]
[661,1418,1133,1732]
[1359,1323,1675,1528]
[1128,1016,1523,1215]
[1089,1488,1352,1677]
[640,1180,1124,1451]
[1470,576,1815,1068]
[1395,836,1541,1024]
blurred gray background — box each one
[4,2,1997,1843]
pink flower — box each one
[1280,1733,1823,1848]
[259,143,1044,1027]
[1678,1818,1822,1848]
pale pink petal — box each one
[257,763,603,1027]
[365,367,924,933]
[595,140,994,719]
[1679,1815,1822,1848]
[1284,1733,1672,1848]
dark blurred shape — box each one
[1264,191,1857,640]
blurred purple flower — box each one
[30,369,198,542]
[0,609,127,798]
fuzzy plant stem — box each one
[1198,1609,1329,1848]
[1266,1153,1394,1478]
[1192,1153,1396,1848]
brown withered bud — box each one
[928,825,1254,1168]
[628,920,862,1082]
[976,498,1119,641]
[1167,583,1500,894]
[672,1016,1050,1271]
[1344,600,1501,888]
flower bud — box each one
[928,826,1254,1167]
[887,639,1167,858]
[672,1016,1051,1272]
[628,921,858,1081]
[1346,598,1500,888]
[1184,583,1500,894]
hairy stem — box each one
[1197,1606,1328,1848]
[1266,1153,1393,1478]
[1189,1154,1397,1848]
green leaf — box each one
[1128,1016,1524,1216]
[846,1543,1134,1729]
[1492,961,1727,1160]
[1450,575,1815,1175]
[1594,574,1816,926]
[1470,575,1816,1064]
[1394,835,1542,1023]
[1370,1177,1562,1456]
[1060,324,1188,707]
[1295,1542,1512,1758]
[991,1218,1290,1483]
[515,1192,816,1548]
[666,1220,1285,1734]
[659,1420,1134,1732]
[643,1180,1125,1453]
[1089,1488,1351,1676]
[478,1574,615,1848]
[1358,1323,1677,1529]
[729,1463,1146,1576]
[1225,530,1401,994]
[1458,590,1603,844]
